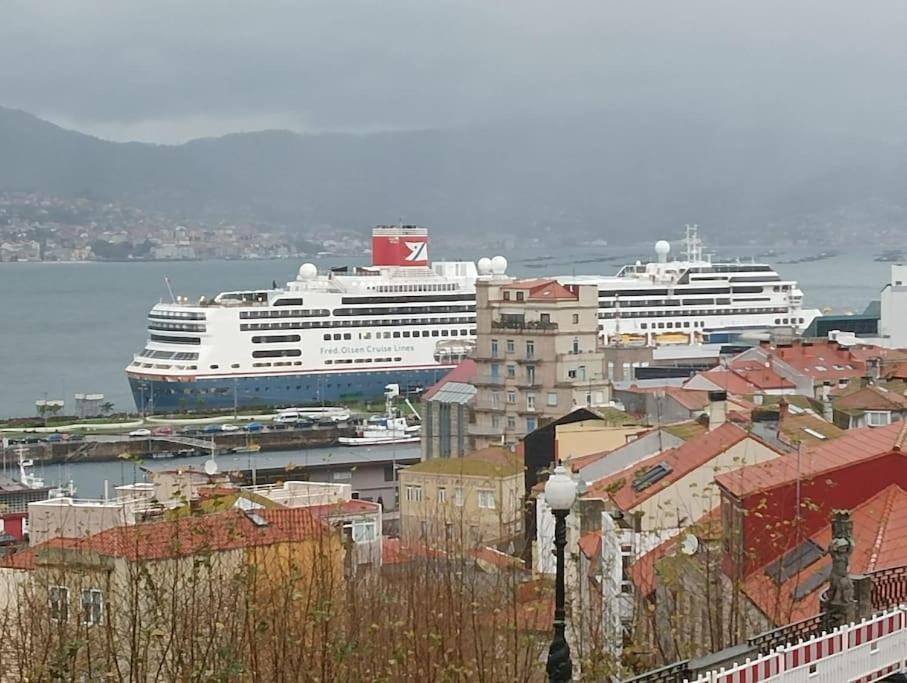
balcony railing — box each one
[472,375,505,386]
[491,319,558,332]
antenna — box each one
[164,276,176,304]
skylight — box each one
[802,427,827,440]
[632,462,673,493]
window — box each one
[506,339,515,353]
[572,337,579,353]
[81,588,103,626]
[547,392,558,407]
[526,340,535,358]
[507,390,516,404]
[478,490,496,509]
[506,415,516,430]
[405,485,423,502]
[867,411,891,427]
[352,521,377,543]
[540,313,550,324]
[506,364,516,378]
[491,339,499,357]
[49,586,68,622]
[526,393,536,411]
[516,291,524,301]
[572,313,579,324]
[437,487,447,504]
[491,391,500,407]
[454,487,464,506]
[491,415,500,428]
[526,416,537,432]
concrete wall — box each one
[555,422,642,462]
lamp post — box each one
[544,464,578,682]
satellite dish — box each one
[204,458,219,475]
[680,534,699,556]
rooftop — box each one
[499,278,578,302]
[583,422,751,510]
[717,420,907,498]
[834,384,907,412]
[3,507,331,569]
[422,359,478,401]
[404,447,523,478]
[743,484,907,622]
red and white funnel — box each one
[371,225,429,266]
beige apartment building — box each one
[470,278,610,448]
[398,447,524,550]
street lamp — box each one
[544,464,578,682]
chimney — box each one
[778,397,789,422]
[821,381,833,421]
[708,390,727,430]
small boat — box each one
[339,384,421,446]
[875,250,904,263]
[151,451,176,460]
[232,444,261,454]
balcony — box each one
[491,319,559,333]
[467,423,507,437]
[472,375,505,387]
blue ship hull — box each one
[128,367,452,413]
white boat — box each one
[339,384,421,446]
[17,448,76,498]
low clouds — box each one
[3,0,907,143]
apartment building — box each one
[398,447,524,550]
[470,278,610,448]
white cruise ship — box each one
[564,225,821,346]
[125,224,819,412]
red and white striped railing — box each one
[685,605,907,683]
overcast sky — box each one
[3,0,907,144]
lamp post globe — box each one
[544,465,578,511]
[545,463,577,682]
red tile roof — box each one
[694,367,762,395]
[583,422,751,510]
[728,361,797,391]
[381,537,447,565]
[422,359,478,400]
[501,279,578,301]
[1,508,331,568]
[472,546,525,570]
[835,385,907,411]
[767,341,869,382]
[306,499,382,519]
[743,484,907,623]
[622,385,711,411]
[717,420,907,498]
[578,531,602,561]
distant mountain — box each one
[1,105,906,242]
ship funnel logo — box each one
[404,241,428,262]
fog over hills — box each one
[2,105,905,242]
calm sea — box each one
[0,244,892,418]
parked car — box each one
[152,426,174,436]
[220,424,240,432]
[129,428,152,437]
[202,424,222,434]
[44,433,65,443]
[243,422,264,432]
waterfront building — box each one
[470,277,611,449]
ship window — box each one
[209,365,219,370]
[343,333,351,340]
[252,349,302,359]
[231,364,240,369]
[323,334,330,341]
[641,323,647,330]
[432,330,439,337]
[393,331,401,338]
[333,334,341,340]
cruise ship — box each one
[126,224,820,412]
